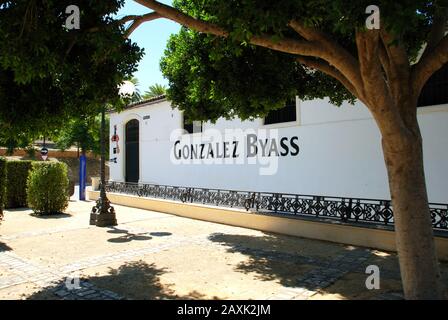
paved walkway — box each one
[0,201,446,300]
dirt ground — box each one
[0,201,447,300]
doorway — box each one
[125,119,139,183]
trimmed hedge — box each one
[5,160,33,209]
[0,158,6,219]
[27,162,69,215]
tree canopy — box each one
[54,114,106,156]
[161,28,352,122]
[0,1,143,140]
[157,0,444,122]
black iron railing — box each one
[105,181,448,232]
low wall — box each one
[87,189,448,261]
[0,148,97,159]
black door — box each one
[125,119,139,183]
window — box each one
[264,100,297,125]
[183,117,202,134]
[418,64,448,107]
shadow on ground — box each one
[107,228,153,243]
[106,227,173,243]
[207,232,413,299]
[87,261,209,299]
[0,241,12,252]
[208,232,317,287]
[30,213,72,219]
[26,261,210,300]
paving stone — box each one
[54,290,71,297]
[0,207,410,300]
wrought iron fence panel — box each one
[104,182,447,232]
[431,204,448,230]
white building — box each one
[108,88,448,204]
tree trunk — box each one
[381,122,445,299]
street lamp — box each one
[90,81,135,227]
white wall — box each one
[110,99,448,203]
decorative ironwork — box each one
[105,181,448,232]
[90,106,117,228]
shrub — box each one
[0,158,6,219]
[27,162,69,215]
[25,146,36,159]
[5,160,33,209]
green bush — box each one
[24,146,37,159]
[5,160,33,209]
[27,162,69,215]
[0,158,6,219]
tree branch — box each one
[380,29,412,115]
[115,14,144,25]
[412,3,448,96]
[133,1,347,68]
[295,56,361,102]
[135,0,369,105]
[421,5,448,59]
[356,31,385,104]
[122,12,162,37]
[356,30,404,136]
[378,39,392,84]
[133,0,228,36]
[412,34,448,95]
[86,12,161,35]
[288,20,363,97]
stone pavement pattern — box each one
[0,201,446,300]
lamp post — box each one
[90,105,116,226]
[90,81,135,227]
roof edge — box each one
[124,94,168,111]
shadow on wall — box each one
[26,261,214,300]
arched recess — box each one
[125,119,140,183]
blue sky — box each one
[117,0,180,93]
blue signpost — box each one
[79,154,87,201]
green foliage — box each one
[161,0,439,121]
[0,158,6,218]
[143,84,167,99]
[54,114,108,156]
[0,123,36,154]
[27,162,69,215]
[173,0,431,54]
[25,146,37,160]
[0,1,143,138]
[161,29,352,122]
[5,160,33,209]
